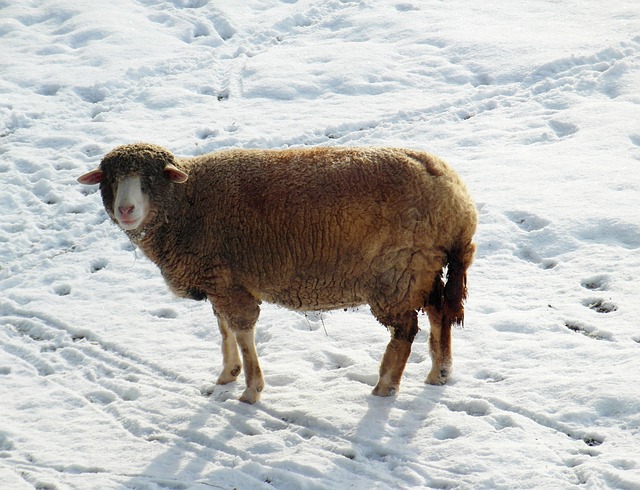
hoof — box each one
[216,365,242,385]
[372,384,398,397]
[426,367,450,386]
[239,387,261,404]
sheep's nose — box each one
[118,205,135,216]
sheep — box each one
[78,143,477,404]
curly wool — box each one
[97,146,475,319]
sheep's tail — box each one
[429,240,476,327]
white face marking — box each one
[113,176,150,231]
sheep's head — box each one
[77,143,188,232]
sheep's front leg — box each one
[372,311,418,397]
[210,286,263,403]
[425,305,452,385]
[235,329,264,404]
[215,313,242,385]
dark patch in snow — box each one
[90,258,108,273]
[564,321,610,341]
[583,436,603,447]
[582,298,617,314]
[581,275,609,291]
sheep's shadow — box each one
[122,393,272,489]
[124,379,446,489]
[351,384,445,460]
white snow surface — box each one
[1,1,640,488]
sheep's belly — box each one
[259,284,367,312]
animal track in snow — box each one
[53,283,71,296]
[505,211,558,269]
[322,350,355,370]
[75,85,109,104]
[564,321,611,341]
[474,369,506,383]
[582,298,618,314]
[445,398,491,417]
[65,28,110,49]
[582,436,604,447]
[506,211,550,232]
[548,119,578,139]
[90,258,108,273]
[148,307,179,319]
[433,425,462,440]
[36,83,62,96]
[514,246,557,269]
[581,275,610,291]
[169,0,208,8]
[147,3,235,45]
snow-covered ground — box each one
[1,1,640,488]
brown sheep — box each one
[78,143,477,404]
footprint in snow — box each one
[53,283,71,296]
[582,435,604,447]
[66,29,110,49]
[323,350,355,370]
[582,298,618,314]
[74,84,109,104]
[446,398,491,417]
[474,369,505,383]
[36,83,62,96]
[0,432,15,452]
[505,211,550,232]
[564,321,611,341]
[148,308,179,319]
[581,275,609,291]
[433,425,462,440]
[548,119,579,139]
[514,245,557,269]
[86,389,117,406]
[506,211,557,268]
[170,0,208,8]
[90,258,108,273]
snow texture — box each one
[1,0,640,489]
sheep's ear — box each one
[164,164,188,183]
[77,168,103,185]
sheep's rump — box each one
[177,147,476,313]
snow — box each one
[1,0,639,488]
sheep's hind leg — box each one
[425,305,452,385]
[215,313,242,385]
[372,311,418,397]
[235,329,265,404]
